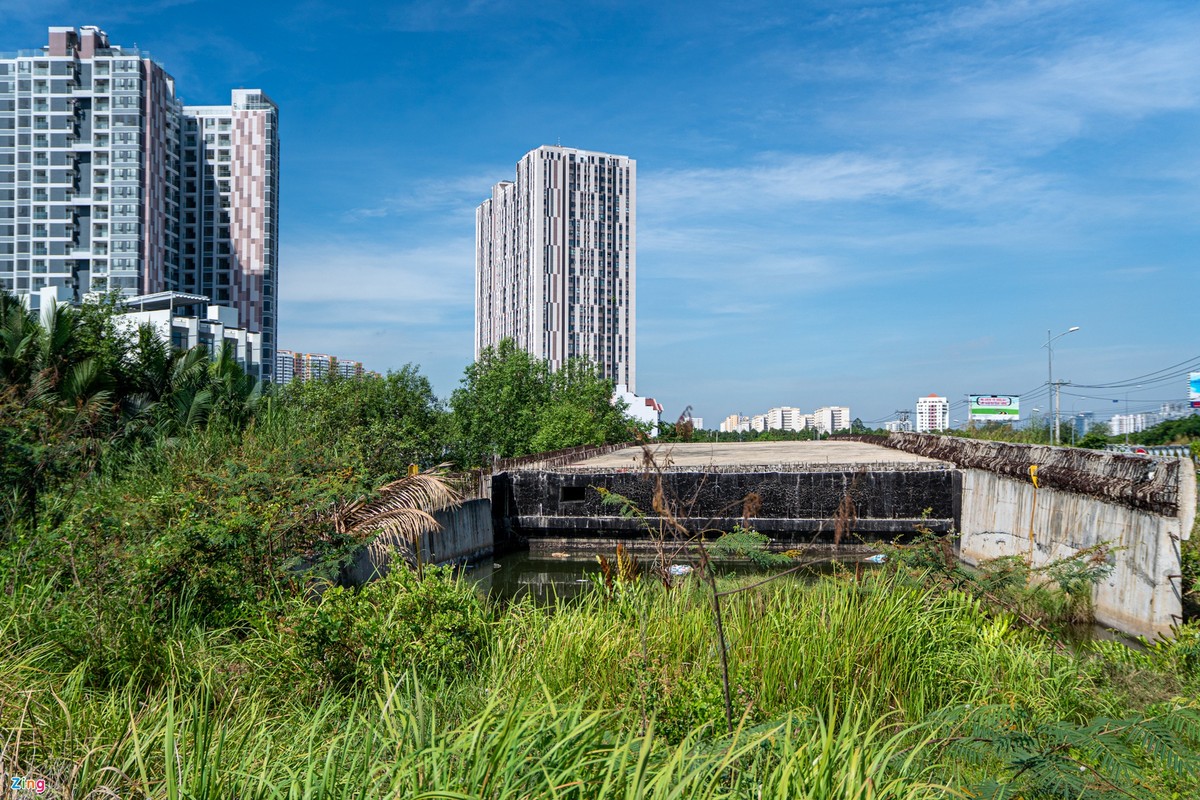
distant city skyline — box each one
[2,3,1198,422]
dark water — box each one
[465,548,873,605]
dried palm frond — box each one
[330,469,462,541]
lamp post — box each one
[1044,326,1080,446]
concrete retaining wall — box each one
[959,468,1193,639]
[848,434,1198,639]
[341,499,494,585]
[498,468,959,541]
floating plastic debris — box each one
[863,554,887,564]
[668,564,693,576]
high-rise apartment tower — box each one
[476,145,636,392]
[0,27,279,378]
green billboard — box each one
[969,394,1020,422]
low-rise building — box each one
[112,291,263,380]
[614,384,662,437]
[273,350,367,384]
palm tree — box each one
[208,340,262,431]
[0,293,40,386]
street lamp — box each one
[1044,326,1080,446]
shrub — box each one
[285,565,488,689]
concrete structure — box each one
[572,440,944,469]
[114,290,263,378]
[885,419,914,433]
[0,27,279,378]
[614,383,662,437]
[493,434,1194,638]
[691,417,704,430]
[341,499,494,585]
[916,394,949,432]
[476,145,636,391]
[870,433,1196,639]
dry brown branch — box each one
[334,470,461,537]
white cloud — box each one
[342,171,502,222]
[639,152,1047,217]
[280,238,473,307]
[906,0,1081,43]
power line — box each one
[1072,354,1200,389]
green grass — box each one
[1,562,1198,797]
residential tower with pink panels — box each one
[476,145,636,393]
[0,27,279,378]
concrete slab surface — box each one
[569,440,945,469]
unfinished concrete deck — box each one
[569,440,947,470]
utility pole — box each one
[1044,326,1080,446]
[1053,380,1068,447]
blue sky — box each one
[4,0,1199,426]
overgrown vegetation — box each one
[2,291,1200,797]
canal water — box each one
[465,548,873,605]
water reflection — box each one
[467,549,868,605]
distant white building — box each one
[813,406,851,435]
[750,413,768,432]
[885,419,913,433]
[614,384,662,437]
[766,406,807,431]
[112,291,263,379]
[1109,413,1149,437]
[690,417,704,430]
[916,394,949,433]
[719,414,750,433]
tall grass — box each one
[2,564,1196,797]
[0,652,954,799]
[487,571,1107,735]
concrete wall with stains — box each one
[852,434,1197,640]
[959,468,1193,639]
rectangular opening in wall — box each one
[559,485,586,503]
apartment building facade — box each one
[916,394,950,433]
[273,350,365,385]
[813,406,850,435]
[476,145,636,391]
[0,26,279,377]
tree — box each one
[530,359,637,453]
[275,365,445,480]
[448,339,638,467]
